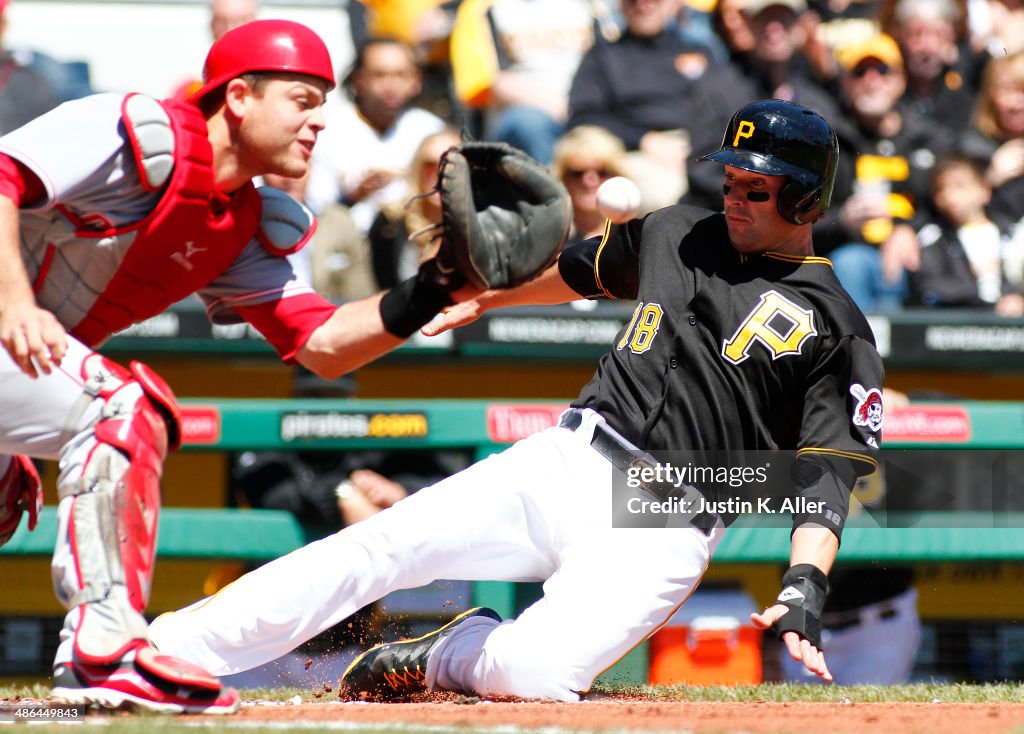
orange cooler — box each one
[648,589,763,686]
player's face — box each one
[722,166,800,253]
[238,75,328,179]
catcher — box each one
[0,19,567,714]
[150,100,883,700]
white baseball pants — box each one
[149,409,723,701]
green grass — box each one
[4,682,1024,734]
[6,680,1024,704]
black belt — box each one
[559,410,717,534]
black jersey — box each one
[559,205,883,532]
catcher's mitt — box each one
[438,141,571,290]
[0,456,42,549]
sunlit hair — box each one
[404,127,461,194]
[379,127,461,252]
[973,52,1024,141]
[551,125,628,182]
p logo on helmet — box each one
[731,121,756,148]
[699,99,839,225]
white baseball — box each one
[596,176,642,224]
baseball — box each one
[596,176,642,224]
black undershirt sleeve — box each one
[557,218,644,300]
[790,454,858,541]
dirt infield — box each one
[235,698,1024,734]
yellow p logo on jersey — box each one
[722,290,817,365]
[732,121,756,147]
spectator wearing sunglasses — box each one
[550,125,631,240]
[813,32,955,312]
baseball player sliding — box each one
[149,100,884,701]
[0,20,565,713]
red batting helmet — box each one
[190,19,336,105]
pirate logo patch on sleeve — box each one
[850,384,883,433]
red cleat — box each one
[50,647,240,714]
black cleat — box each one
[340,607,501,699]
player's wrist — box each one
[771,564,829,648]
[379,260,463,338]
[781,564,829,602]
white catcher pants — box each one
[0,338,129,664]
[149,409,724,701]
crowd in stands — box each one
[9,0,1024,319]
[285,0,1024,317]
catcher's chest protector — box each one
[35,94,263,348]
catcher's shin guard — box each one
[56,355,181,664]
[0,455,43,547]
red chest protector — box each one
[68,94,262,347]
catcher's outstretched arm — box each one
[297,256,489,379]
[422,260,578,337]
[295,292,406,380]
[297,260,572,377]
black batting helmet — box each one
[698,99,838,225]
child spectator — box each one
[909,154,1024,314]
